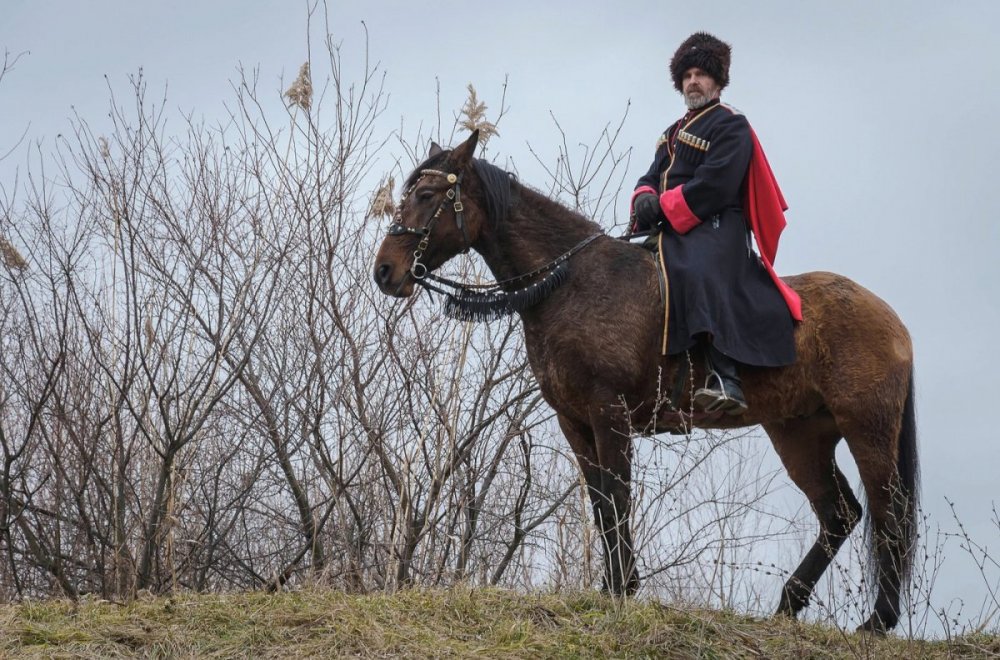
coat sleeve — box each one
[629,134,669,230]
[634,155,661,194]
[635,128,672,193]
[659,112,752,234]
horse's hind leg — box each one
[763,412,862,619]
[838,394,916,634]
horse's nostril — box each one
[376,263,392,285]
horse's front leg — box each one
[558,413,639,596]
[591,412,639,596]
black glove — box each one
[632,192,664,230]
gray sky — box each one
[2,0,998,630]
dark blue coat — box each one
[632,99,796,367]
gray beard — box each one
[684,92,712,110]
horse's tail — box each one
[863,366,920,594]
[894,367,921,587]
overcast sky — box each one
[2,0,998,632]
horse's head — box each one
[374,130,490,297]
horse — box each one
[373,131,918,633]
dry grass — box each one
[1,588,994,658]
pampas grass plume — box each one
[285,62,313,111]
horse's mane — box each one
[471,159,515,229]
[514,183,603,233]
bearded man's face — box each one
[681,67,721,110]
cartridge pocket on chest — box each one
[676,130,710,166]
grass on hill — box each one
[1,588,997,658]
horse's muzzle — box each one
[374,262,414,297]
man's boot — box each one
[693,345,748,415]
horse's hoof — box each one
[775,581,809,617]
[774,609,797,621]
[625,575,640,597]
[856,616,889,636]
[773,601,801,619]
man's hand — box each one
[632,192,664,230]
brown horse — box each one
[373,131,918,633]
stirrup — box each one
[703,391,748,415]
[693,371,747,415]
[693,370,725,409]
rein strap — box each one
[416,233,602,321]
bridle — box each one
[385,168,469,281]
[383,164,602,321]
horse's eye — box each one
[417,189,436,202]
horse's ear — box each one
[449,130,480,167]
[428,141,444,157]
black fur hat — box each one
[670,32,731,92]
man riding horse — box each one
[375,34,918,630]
[631,32,802,416]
